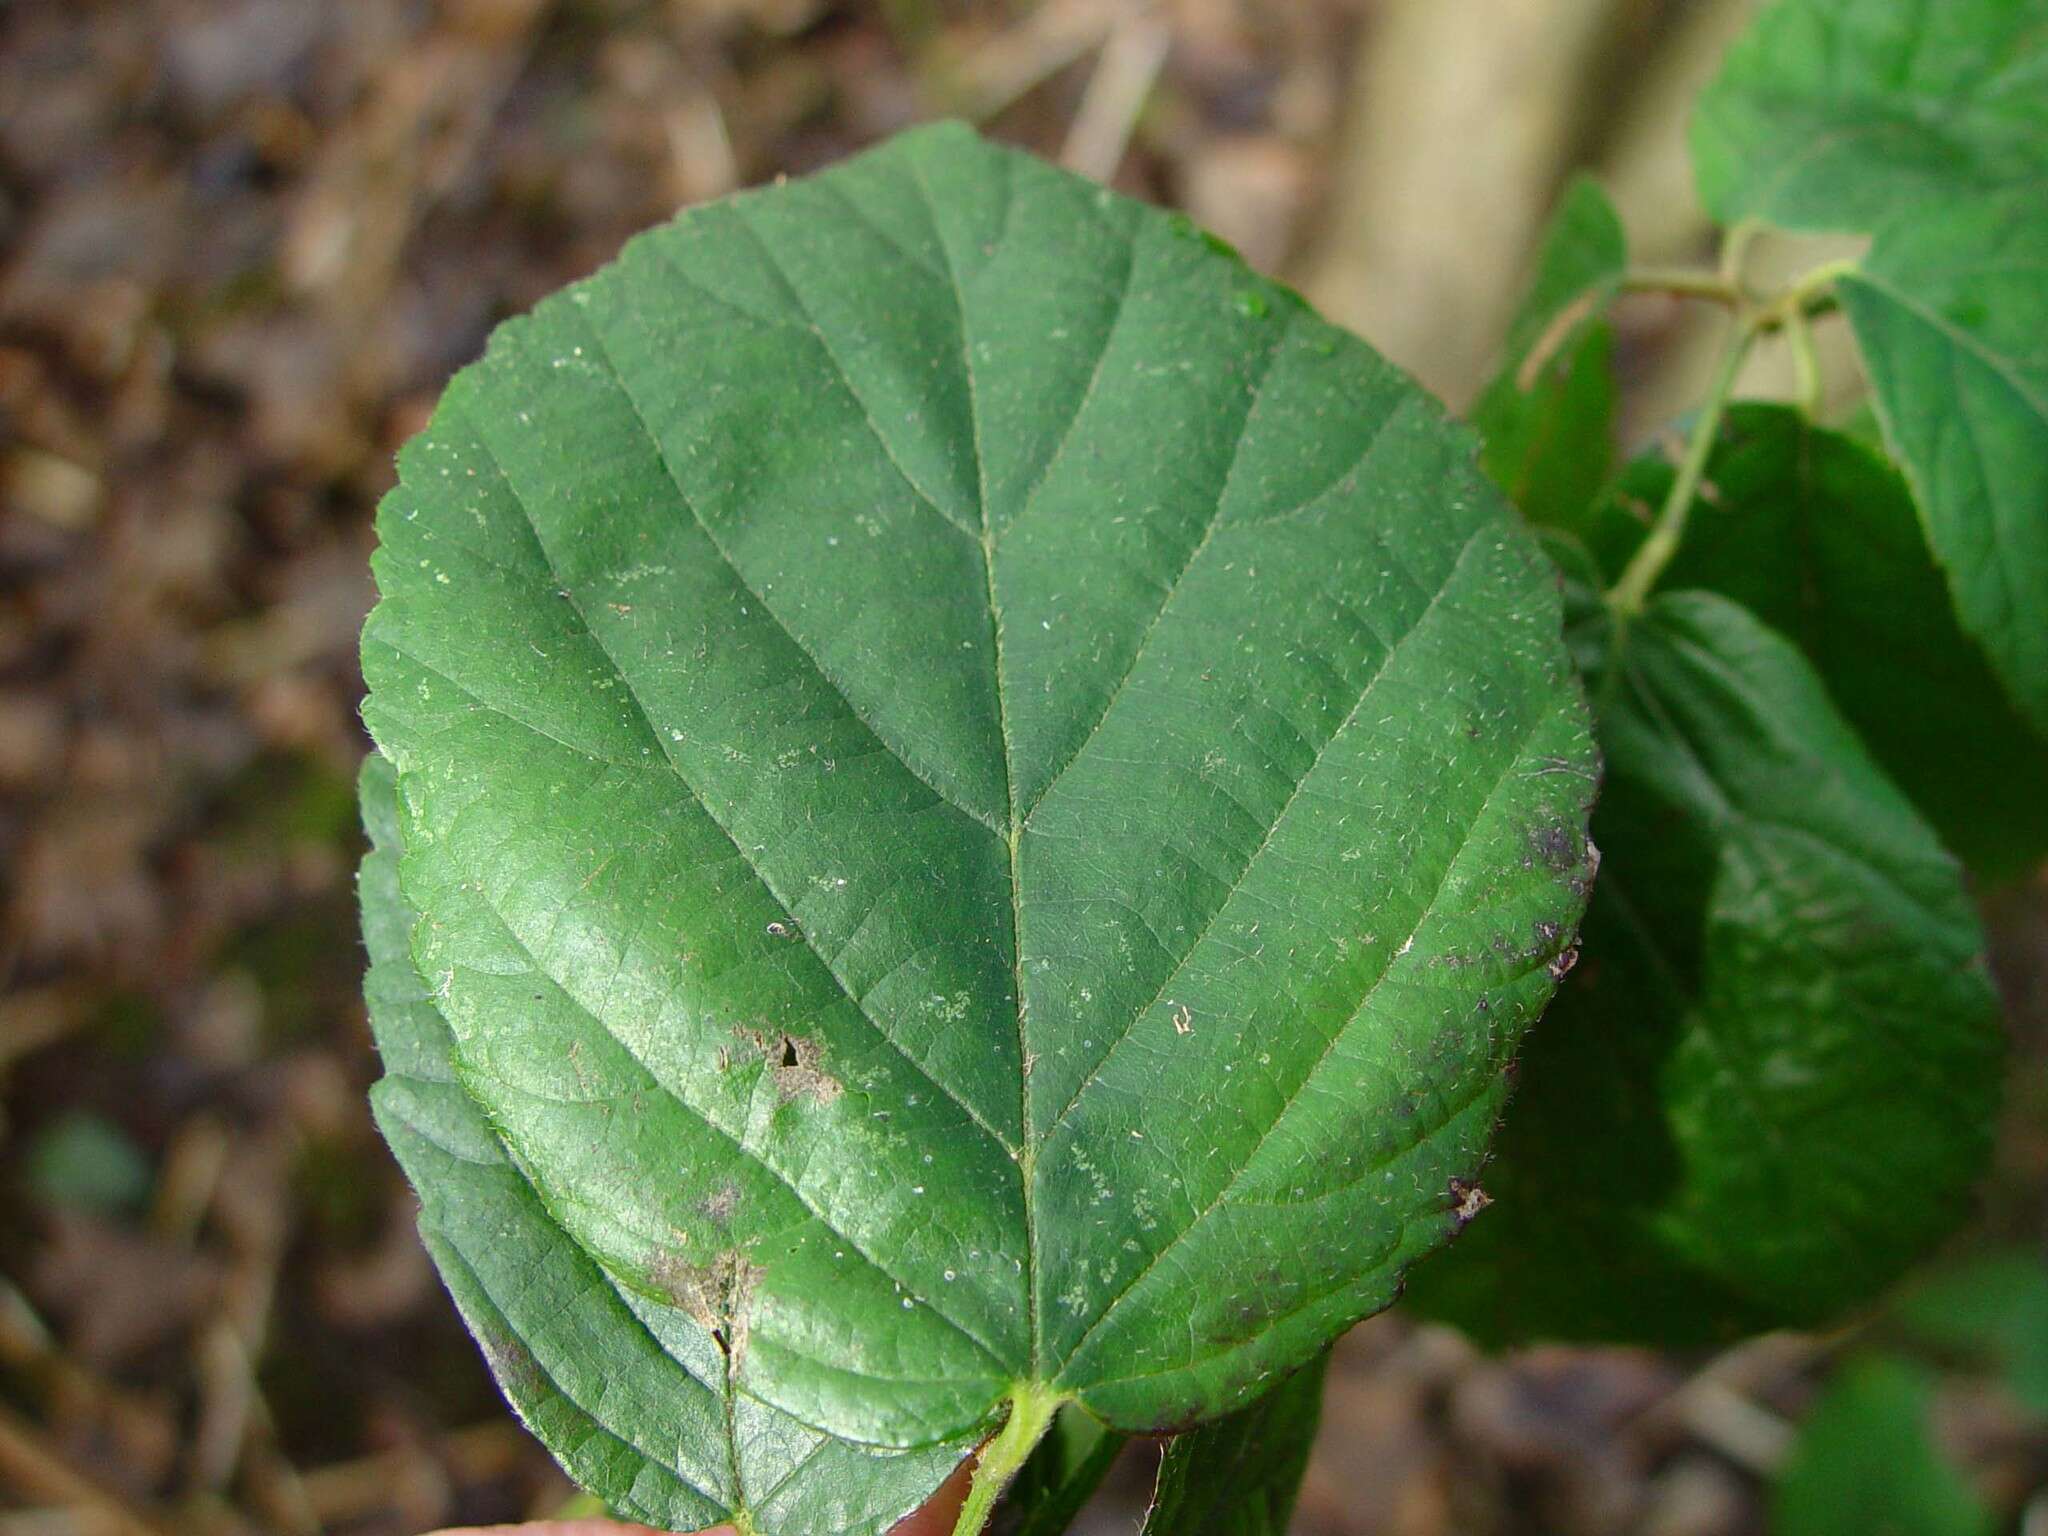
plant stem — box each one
[1619,267,1742,305]
[1784,255,1858,308]
[951,1382,1066,1536]
[1607,321,1754,617]
[1603,243,1855,613]
[1784,301,1822,416]
[1748,256,1856,334]
[1719,218,1762,286]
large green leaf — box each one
[1471,177,1627,533]
[1578,403,2048,878]
[1775,1358,1992,1536]
[1692,0,2048,231]
[1406,593,2003,1345]
[1839,188,2048,737]
[359,754,974,1534]
[359,117,1595,1481]
[1140,1350,1328,1536]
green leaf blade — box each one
[1407,593,2005,1345]
[1896,1253,2048,1416]
[1690,0,2048,747]
[361,121,1596,1479]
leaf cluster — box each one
[1413,0,2045,1353]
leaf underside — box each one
[1407,593,2003,1346]
[359,119,1595,1504]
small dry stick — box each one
[1061,8,1171,182]
[0,1405,173,1536]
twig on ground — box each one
[1061,8,1171,181]
[927,0,1118,121]
[0,1405,173,1536]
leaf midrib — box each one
[880,145,1051,1393]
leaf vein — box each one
[1040,518,1495,1140]
[1016,306,1300,829]
[437,390,1022,1159]
[1057,685,1571,1379]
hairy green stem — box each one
[1603,245,1856,615]
[1608,322,1753,617]
[951,1383,1066,1536]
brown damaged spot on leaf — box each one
[477,1327,546,1400]
[1528,818,1601,900]
[1448,1177,1492,1226]
[735,1025,842,1104]
[649,1247,766,1363]
[1431,915,1581,975]
[701,1181,741,1225]
[1530,821,1583,875]
[1579,837,1603,893]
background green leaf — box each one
[1574,402,2048,879]
[1774,1357,1992,1536]
[359,754,974,1535]
[1140,1350,1329,1536]
[25,1112,152,1218]
[1839,187,2048,737]
[1895,1252,2048,1417]
[1406,593,2004,1345]
[1470,176,1627,532]
[359,121,1596,1469]
[1691,0,2048,232]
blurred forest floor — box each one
[2,2,2046,1534]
